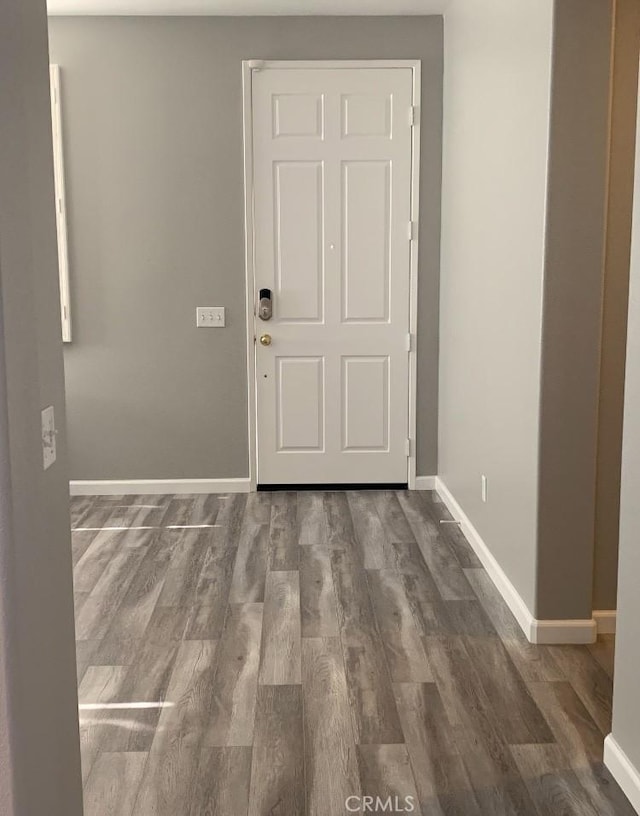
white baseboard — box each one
[593,609,617,634]
[414,475,437,490]
[70,478,252,496]
[604,735,640,814]
[434,477,536,640]
[434,477,597,645]
[530,618,597,644]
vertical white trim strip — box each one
[242,61,258,490]
[407,62,421,490]
[49,65,72,343]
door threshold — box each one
[257,482,409,492]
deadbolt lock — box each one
[259,334,272,346]
[258,288,273,321]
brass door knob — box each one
[259,334,272,346]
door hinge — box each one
[408,221,418,241]
[409,105,419,127]
[406,332,413,352]
[405,438,412,457]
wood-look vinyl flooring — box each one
[72,490,632,816]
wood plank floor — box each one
[72,490,633,816]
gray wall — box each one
[594,0,640,612]
[610,48,640,796]
[0,0,83,813]
[47,16,443,481]
[439,0,614,622]
[438,0,555,614]
[537,0,612,620]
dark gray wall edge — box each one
[593,0,640,612]
[536,0,612,621]
[0,0,83,813]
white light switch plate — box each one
[41,405,56,470]
[196,307,225,327]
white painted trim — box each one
[414,476,436,490]
[47,0,450,17]
[248,59,423,71]
[242,59,421,489]
[407,62,421,490]
[604,735,640,815]
[50,65,72,343]
[594,609,617,634]
[530,618,597,645]
[70,479,251,496]
[435,477,597,645]
[435,477,536,640]
[242,61,258,492]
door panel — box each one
[342,160,391,322]
[252,65,414,485]
[273,93,325,139]
[276,357,325,451]
[342,356,389,452]
[274,161,325,322]
[341,93,392,138]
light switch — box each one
[41,405,57,470]
[196,307,225,328]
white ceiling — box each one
[47,0,448,16]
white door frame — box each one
[242,59,421,490]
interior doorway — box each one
[243,61,421,488]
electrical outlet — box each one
[196,307,225,328]
[481,474,488,503]
[41,405,57,470]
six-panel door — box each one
[252,66,414,485]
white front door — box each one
[250,63,416,486]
